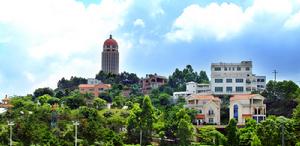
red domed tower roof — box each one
[103,34,118,48]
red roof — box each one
[103,35,118,47]
[79,84,111,89]
[189,94,220,101]
[230,94,260,101]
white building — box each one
[211,61,266,95]
[173,82,211,101]
[87,78,102,85]
[229,94,266,125]
[185,94,221,125]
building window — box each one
[229,67,231,71]
[215,87,223,92]
[236,86,244,92]
[232,67,235,71]
[99,88,104,91]
[257,79,265,82]
[89,89,94,91]
[234,104,238,120]
[209,118,214,123]
[246,67,250,71]
[237,67,241,71]
[224,67,227,71]
[214,67,221,71]
[215,79,223,83]
[246,87,251,91]
[226,87,232,92]
[226,79,232,83]
[236,79,244,83]
[208,110,214,115]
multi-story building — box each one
[185,94,221,125]
[102,35,119,74]
[173,82,211,101]
[211,61,266,95]
[79,83,111,97]
[229,94,266,125]
[140,74,167,94]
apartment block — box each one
[211,61,266,95]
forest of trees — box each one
[1,65,300,145]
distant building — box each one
[87,78,102,85]
[185,94,221,125]
[79,83,111,97]
[211,61,266,95]
[102,35,119,74]
[173,82,211,101]
[229,94,266,125]
[140,74,167,94]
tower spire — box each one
[109,34,112,39]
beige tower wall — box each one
[102,51,119,74]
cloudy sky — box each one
[1,0,300,97]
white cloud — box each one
[0,0,134,95]
[246,0,293,18]
[31,58,99,91]
[133,19,145,28]
[166,0,299,42]
[23,71,36,83]
[0,37,12,44]
[284,11,300,29]
[149,0,165,17]
[0,0,133,59]
[166,3,250,41]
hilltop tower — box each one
[101,35,119,74]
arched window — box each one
[234,104,238,120]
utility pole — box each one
[273,70,278,81]
[73,121,79,146]
[281,124,285,146]
[140,129,142,146]
[7,121,14,146]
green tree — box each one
[226,118,239,146]
[37,94,52,105]
[127,103,142,144]
[62,90,86,109]
[94,97,107,110]
[251,134,262,146]
[57,76,87,95]
[293,103,300,142]
[239,119,257,145]
[158,93,171,106]
[175,109,194,145]
[262,80,299,117]
[33,87,54,100]
[257,116,297,146]
[113,95,126,108]
[198,126,227,145]
[177,119,193,146]
[140,96,156,145]
[197,70,209,83]
[126,96,156,145]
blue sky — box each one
[1,0,300,97]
